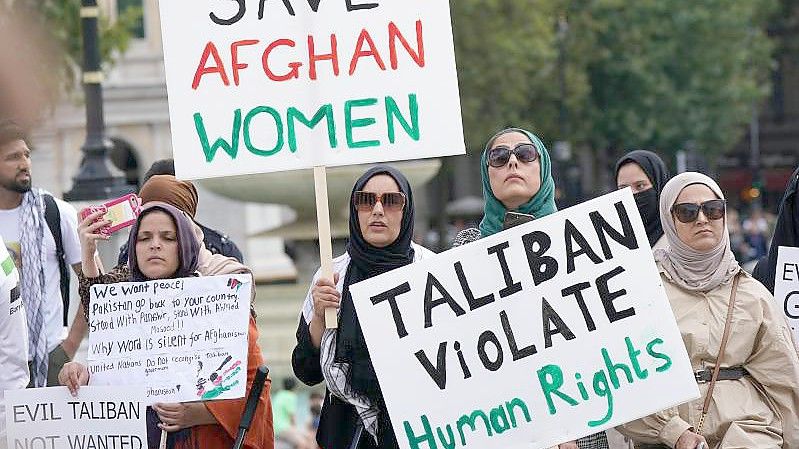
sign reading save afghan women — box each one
[349,189,699,449]
[158,0,465,180]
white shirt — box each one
[0,235,29,446]
[0,196,81,355]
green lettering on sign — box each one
[287,104,337,152]
[194,110,241,162]
[345,98,380,148]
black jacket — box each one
[292,316,398,449]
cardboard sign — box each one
[349,189,699,449]
[775,246,799,341]
[4,386,146,449]
[158,0,465,180]
[87,275,251,404]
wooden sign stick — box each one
[314,166,337,328]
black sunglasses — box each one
[353,191,406,212]
[487,143,539,168]
[671,199,726,223]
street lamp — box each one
[64,0,132,201]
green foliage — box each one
[451,0,778,161]
[451,0,561,151]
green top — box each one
[272,389,298,436]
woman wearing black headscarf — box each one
[753,166,799,292]
[615,150,670,249]
[292,165,434,449]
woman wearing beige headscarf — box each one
[619,172,799,448]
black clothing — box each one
[753,166,799,292]
[292,165,415,449]
[615,150,670,246]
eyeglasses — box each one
[671,199,726,223]
[353,191,406,212]
[487,143,539,168]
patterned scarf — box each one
[19,188,48,387]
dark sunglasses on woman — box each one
[353,191,406,212]
[487,143,539,168]
[671,199,726,223]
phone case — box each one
[79,194,141,235]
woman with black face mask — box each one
[616,150,670,249]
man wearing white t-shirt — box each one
[0,235,29,448]
[0,121,83,387]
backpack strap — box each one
[43,194,71,327]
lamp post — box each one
[64,0,132,201]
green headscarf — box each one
[478,127,557,237]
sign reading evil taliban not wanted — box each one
[349,189,699,449]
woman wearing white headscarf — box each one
[619,172,799,449]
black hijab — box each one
[337,165,415,402]
[615,150,670,246]
[753,166,799,292]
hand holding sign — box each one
[349,189,698,449]
[58,361,90,397]
[312,272,341,332]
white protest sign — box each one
[87,275,251,404]
[158,0,465,180]
[775,246,799,340]
[350,189,699,449]
[5,386,146,449]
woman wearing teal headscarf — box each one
[452,127,558,245]
[451,128,609,449]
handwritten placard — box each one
[158,0,465,179]
[4,386,146,449]
[87,275,251,404]
[349,189,699,449]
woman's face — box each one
[672,184,725,252]
[617,162,653,193]
[487,132,541,210]
[135,210,180,280]
[357,174,404,248]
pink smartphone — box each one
[79,194,141,235]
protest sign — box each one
[87,275,251,404]
[158,0,465,180]
[349,189,699,449]
[4,386,146,449]
[775,246,799,340]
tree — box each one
[449,0,778,194]
[451,0,564,151]
[570,0,777,166]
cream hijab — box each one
[654,172,740,291]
